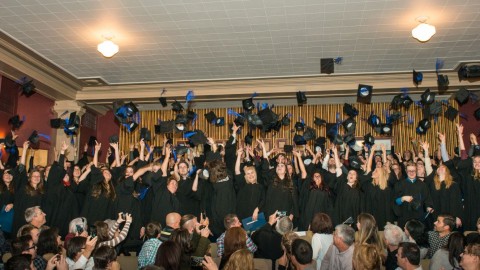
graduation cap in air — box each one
[8,115,24,130]
[64,112,80,135]
[364,133,375,146]
[159,97,167,107]
[413,70,423,85]
[421,88,435,105]
[18,77,36,96]
[50,118,63,128]
[343,134,356,146]
[88,136,97,147]
[349,155,362,170]
[303,127,316,141]
[185,130,208,146]
[246,113,263,127]
[214,117,225,127]
[474,108,480,121]
[326,123,338,141]
[391,94,414,110]
[175,114,188,131]
[242,93,257,111]
[205,111,217,124]
[109,135,119,143]
[314,117,326,126]
[28,130,49,145]
[342,118,356,134]
[244,132,254,146]
[367,112,381,128]
[314,137,326,151]
[281,114,291,126]
[379,124,392,135]
[386,112,403,124]
[140,128,151,141]
[437,74,449,92]
[332,134,344,145]
[257,107,279,132]
[272,120,282,132]
[416,119,431,134]
[444,106,458,121]
[343,103,358,118]
[0,133,15,148]
[175,145,189,156]
[171,100,184,112]
[293,134,307,145]
[234,113,246,127]
[284,145,294,153]
[186,111,197,122]
[455,88,470,105]
[296,91,307,106]
[429,102,442,116]
[357,84,373,104]
[294,121,305,132]
[321,58,334,74]
[155,120,175,134]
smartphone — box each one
[121,213,126,220]
[190,256,204,267]
[76,224,84,234]
[276,211,287,218]
[90,227,97,238]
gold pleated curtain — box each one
[119,102,459,155]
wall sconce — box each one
[412,16,436,42]
[97,35,119,58]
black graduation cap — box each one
[246,113,263,126]
[474,107,480,121]
[8,115,23,129]
[294,121,305,131]
[155,120,175,134]
[413,69,423,85]
[343,103,358,118]
[349,155,362,170]
[293,134,307,145]
[186,130,208,146]
[244,132,254,146]
[19,78,36,96]
[390,94,403,110]
[109,135,119,143]
[342,118,356,134]
[314,137,326,150]
[416,119,431,134]
[303,127,316,141]
[171,100,184,112]
[314,117,326,126]
[364,133,375,146]
[455,88,470,105]
[88,136,97,147]
[186,110,197,122]
[326,123,338,141]
[284,145,294,153]
[1,133,15,148]
[204,111,217,124]
[281,114,291,126]
[242,98,255,111]
[234,113,246,127]
[332,134,344,145]
[343,134,356,146]
[421,88,435,105]
[402,95,414,109]
[50,118,63,128]
[429,102,442,116]
[140,128,151,141]
[321,58,334,74]
[272,121,282,132]
[257,108,279,132]
[159,97,167,107]
[387,112,403,124]
[357,84,373,104]
[65,112,80,135]
[28,131,40,144]
[444,106,458,121]
[367,113,381,127]
[214,117,225,127]
[379,124,392,135]
[296,91,307,106]
[175,114,188,131]
[175,145,189,156]
[437,74,449,92]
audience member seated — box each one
[37,227,62,265]
[384,224,406,270]
[219,227,249,269]
[94,212,132,248]
[180,214,211,257]
[17,224,40,246]
[285,239,315,270]
[172,228,209,270]
[427,214,455,258]
[66,236,97,269]
[216,214,256,258]
[405,219,429,259]
[138,222,163,269]
[159,212,181,242]
[251,212,293,263]
[64,217,88,249]
[93,245,120,270]
[24,206,47,231]
[459,243,480,270]
[10,235,45,270]
[352,244,382,270]
[320,224,355,270]
[309,213,333,270]
[396,242,421,270]
[465,217,480,245]
[429,231,465,270]
[5,254,34,270]
[154,240,182,270]
[356,213,385,262]
[277,232,300,270]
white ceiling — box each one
[1,0,480,85]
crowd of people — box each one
[0,120,480,270]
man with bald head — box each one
[159,212,181,242]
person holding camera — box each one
[94,212,132,248]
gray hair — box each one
[275,217,293,235]
[335,224,355,246]
[384,224,405,246]
[24,206,41,223]
[68,217,88,234]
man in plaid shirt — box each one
[216,214,257,257]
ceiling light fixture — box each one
[412,16,436,42]
[97,34,119,58]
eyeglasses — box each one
[25,245,37,250]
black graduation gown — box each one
[141,170,166,225]
[113,176,143,240]
[234,173,265,221]
[360,173,395,229]
[80,167,115,227]
[299,178,334,231]
[457,158,480,230]
[331,174,362,226]
[69,179,90,213]
[150,185,180,227]
[263,177,299,219]
[210,176,236,237]
[42,159,79,237]
[176,176,202,217]
[393,177,433,228]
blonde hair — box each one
[223,249,254,270]
[353,244,382,270]
[356,213,385,260]
[473,157,480,181]
[372,167,388,190]
[242,166,257,184]
[433,164,453,190]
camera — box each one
[276,211,287,218]
[190,256,204,267]
[90,227,97,238]
[121,213,126,220]
[76,224,84,234]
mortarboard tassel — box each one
[334,57,343,64]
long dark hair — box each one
[0,169,14,194]
[405,219,429,248]
[309,171,330,193]
[208,160,229,183]
[446,232,465,267]
[154,240,181,270]
[171,229,193,255]
[91,169,116,200]
[25,168,45,196]
[273,164,293,192]
[37,227,61,256]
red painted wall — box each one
[459,92,480,149]
[95,110,119,159]
[0,76,19,163]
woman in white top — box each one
[310,213,334,270]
